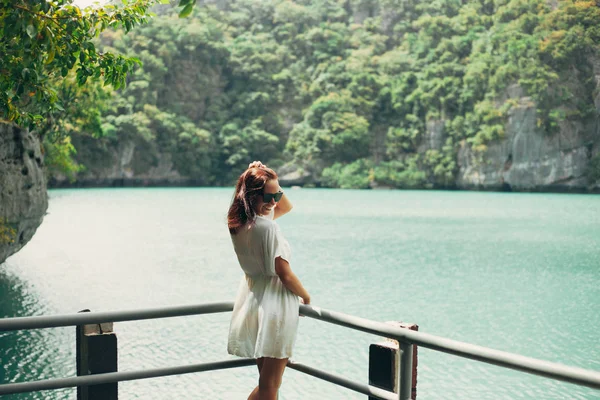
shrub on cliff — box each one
[0,218,16,245]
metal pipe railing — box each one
[0,359,255,396]
[1,302,599,397]
[298,304,600,390]
[0,357,398,400]
[0,302,234,332]
[287,360,397,400]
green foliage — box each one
[38,72,113,174]
[38,0,600,188]
[0,0,159,127]
[373,157,428,188]
[321,159,374,189]
[0,218,16,245]
[423,144,457,187]
[44,136,83,181]
[219,120,280,182]
[288,91,371,163]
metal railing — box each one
[1,301,600,399]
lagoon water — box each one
[1,188,599,399]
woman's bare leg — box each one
[248,358,265,400]
[257,358,265,373]
[256,357,287,400]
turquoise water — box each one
[1,188,599,399]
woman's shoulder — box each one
[255,215,277,228]
[253,216,279,235]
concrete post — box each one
[369,322,418,400]
[76,310,118,400]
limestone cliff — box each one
[0,123,48,265]
[457,83,600,192]
[49,135,191,188]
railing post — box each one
[399,341,413,400]
[76,310,118,400]
[369,340,397,399]
[369,322,418,400]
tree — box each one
[22,0,599,189]
[0,0,166,128]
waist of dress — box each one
[245,273,278,280]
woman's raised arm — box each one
[274,192,292,220]
[247,160,292,220]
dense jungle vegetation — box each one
[17,0,600,188]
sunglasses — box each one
[263,191,284,203]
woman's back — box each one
[231,213,290,277]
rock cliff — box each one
[0,123,48,265]
[50,100,600,191]
[48,135,195,188]
[457,81,600,192]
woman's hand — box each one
[300,295,310,306]
[248,160,265,169]
[299,296,311,317]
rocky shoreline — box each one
[46,176,600,194]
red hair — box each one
[227,166,278,234]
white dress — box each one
[227,209,299,359]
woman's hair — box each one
[227,165,278,234]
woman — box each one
[227,161,311,400]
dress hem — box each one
[228,350,292,360]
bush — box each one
[0,219,16,245]
[321,159,374,189]
[373,157,429,188]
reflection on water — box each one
[0,270,74,400]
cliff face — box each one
[49,135,190,188]
[277,87,600,192]
[0,123,48,264]
[457,75,600,193]
[51,100,600,192]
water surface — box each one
[1,188,599,399]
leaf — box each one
[179,4,194,18]
[44,25,54,39]
[45,48,55,64]
[26,24,36,38]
